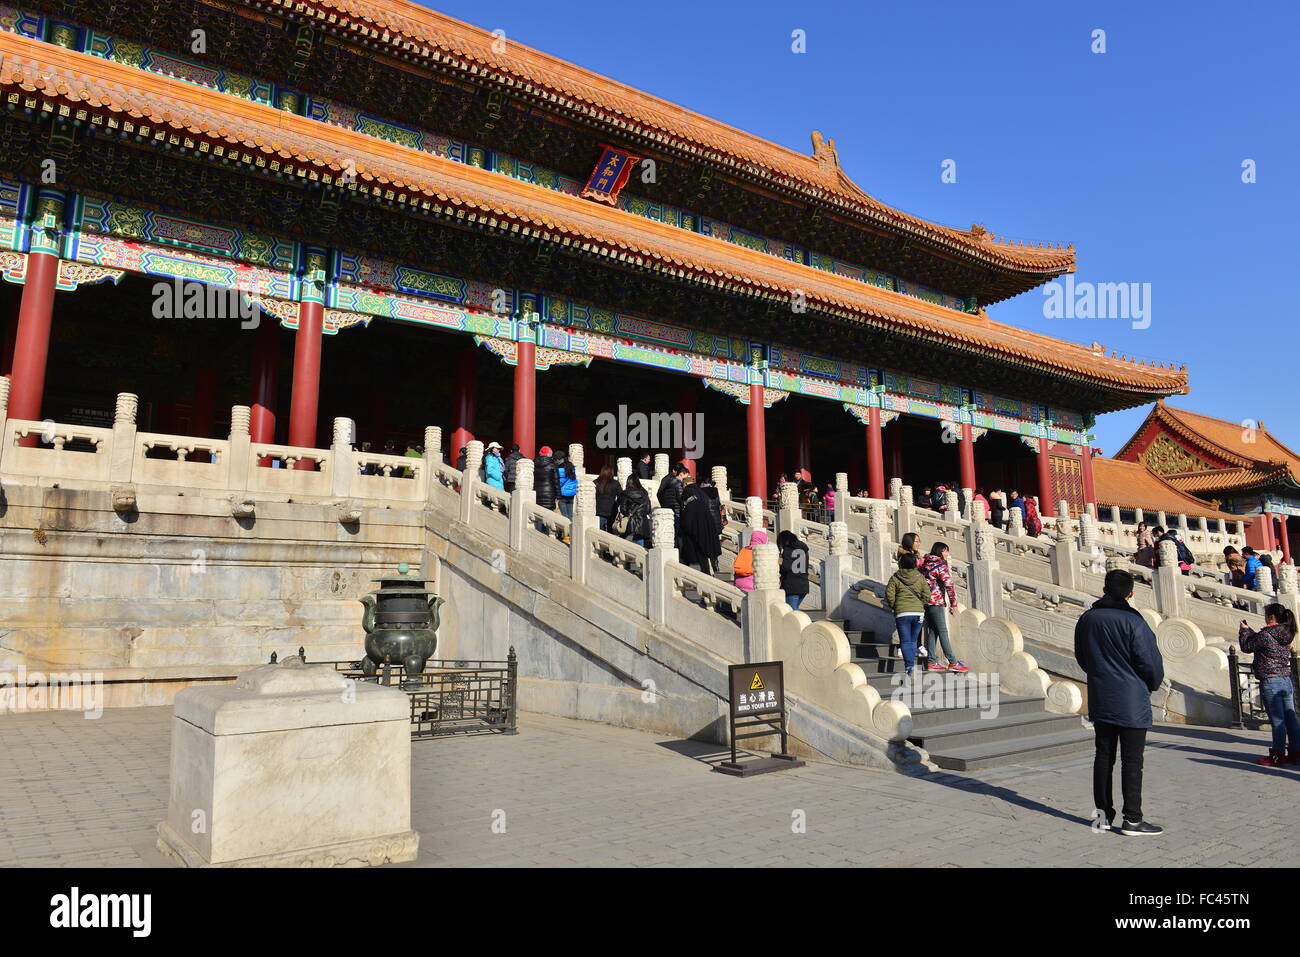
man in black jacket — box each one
[502,444,523,493]
[1074,569,1166,836]
[635,453,653,480]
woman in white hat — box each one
[484,441,505,490]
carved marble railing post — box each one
[1153,539,1189,618]
[834,472,848,523]
[1276,562,1298,616]
[645,507,679,625]
[1009,505,1025,539]
[1177,513,1190,539]
[1196,516,1209,540]
[569,475,598,583]
[777,481,799,536]
[743,540,783,663]
[821,521,853,619]
[1156,510,1168,531]
[568,442,585,480]
[1110,506,1123,538]
[865,501,892,582]
[745,495,763,542]
[647,452,669,507]
[1079,510,1103,573]
[424,426,443,465]
[1133,507,1144,525]
[0,376,8,475]
[1256,563,1275,597]
[968,524,1002,617]
[616,456,632,490]
[945,489,961,522]
[889,476,902,504]
[1235,521,1246,539]
[108,392,139,483]
[895,485,915,542]
[508,458,536,552]
[711,465,730,504]
[422,426,444,507]
[1216,518,1227,537]
[1051,524,1080,590]
[960,487,973,521]
[970,497,986,524]
[330,417,355,497]
[225,404,252,492]
[458,439,484,525]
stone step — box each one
[908,711,1087,751]
[922,728,1095,772]
[907,694,1046,729]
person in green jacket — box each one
[885,553,931,676]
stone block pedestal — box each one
[157,659,418,867]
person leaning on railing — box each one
[1239,604,1300,767]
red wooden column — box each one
[286,300,323,463]
[1036,436,1054,510]
[746,383,767,500]
[449,347,478,456]
[249,318,279,446]
[676,385,698,477]
[513,340,536,458]
[191,367,217,462]
[9,189,65,441]
[287,247,328,468]
[865,405,886,499]
[886,420,904,486]
[1081,445,1097,508]
[959,423,977,492]
[1278,515,1292,564]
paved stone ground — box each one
[1,707,1296,867]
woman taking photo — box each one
[1239,604,1300,766]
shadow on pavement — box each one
[916,772,1095,828]
[1152,725,1270,747]
[654,738,764,769]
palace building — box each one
[1116,401,1300,558]
[0,0,1192,506]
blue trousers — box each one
[1260,676,1300,754]
[896,615,923,672]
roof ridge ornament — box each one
[810,130,839,172]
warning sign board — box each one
[729,662,784,718]
[717,661,802,777]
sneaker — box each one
[1256,751,1283,767]
[948,661,970,673]
[1119,819,1163,836]
[917,645,928,657]
[927,661,948,672]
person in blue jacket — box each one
[1241,547,1262,590]
[483,442,505,491]
[1074,569,1166,837]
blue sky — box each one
[425,0,1298,454]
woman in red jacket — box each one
[919,542,968,672]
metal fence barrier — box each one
[317,648,519,739]
[1228,646,1299,731]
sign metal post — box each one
[714,661,806,777]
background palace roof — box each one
[1117,400,1300,496]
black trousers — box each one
[1093,721,1147,824]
